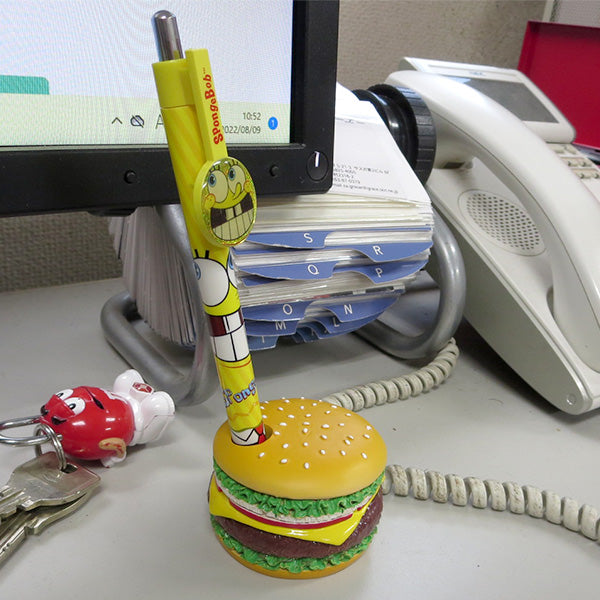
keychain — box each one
[0,370,175,565]
[1,369,175,467]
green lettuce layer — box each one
[214,462,383,518]
[211,516,376,574]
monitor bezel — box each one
[0,0,339,217]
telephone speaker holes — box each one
[458,190,544,256]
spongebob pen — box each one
[152,11,265,445]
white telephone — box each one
[384,58,600,414]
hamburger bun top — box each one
[213,398,386,499]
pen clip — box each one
[187,49,228,165]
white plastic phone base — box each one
[427,161,600,414]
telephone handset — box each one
[379,62,600,414]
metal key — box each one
[0,452,100,519]
[0,491,94,565]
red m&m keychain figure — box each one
[39,370,175,467]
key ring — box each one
[0,416,67,470]
[33,423,68,471]
[0,415,52,446]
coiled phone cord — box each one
[320,339,600,544]
[381,464,600,543]
[320,337,460,410]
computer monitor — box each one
[0,0,339,216]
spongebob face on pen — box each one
[200,157,257,245]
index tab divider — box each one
[247,230,332,249]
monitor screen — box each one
[0,0,338,216]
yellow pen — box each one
[152,11,265,445]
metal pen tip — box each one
[152,10,184,61]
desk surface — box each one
[1,279,599,599]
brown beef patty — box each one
[213,489,383,559]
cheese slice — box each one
[208,476,376,546]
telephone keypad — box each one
[548,143,600,180]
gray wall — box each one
[337,0,546,89]
[0,0,546,292]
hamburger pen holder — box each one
[209,397,387,578]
